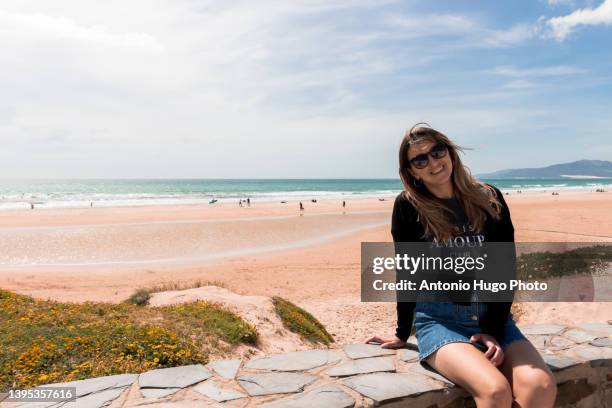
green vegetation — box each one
[0,289,257,391]
[126,289,151,306]
[517,244,611,280]
[272,296,334,345]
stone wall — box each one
[2,322,611,407]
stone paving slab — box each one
[42,373,138,398]
[542,354,582,371]
[67,387,127,408]
[140,387,182,399]
[575,322,612,335]
[591,337,612,347]
[261,384,355,408]
[206,359,241,379]
[550,336,575,349]
[519,324,566,335]
[14,401,66,408]
[398,349,419,362]
[14,400,64,408]
[127,401,214,407]
[326,356,395,377]
[138,365,212,390]
[21,386,130,408]
[342,344,396,359]
[530,335,576,350]
[245,350,342,371]
[528,335,548,349]
[14,403,59,408]
[14,375,137,408]
[571,344,612,367]
[563,328,602,343]
[237,373,317,396]
[193,380,246,402]
[408,362,455,387]
[342,372,444,403]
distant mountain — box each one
[477,160,612,179]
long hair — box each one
[398,123,503,241]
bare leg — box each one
[426,342,513,408]
[500,340,557,408]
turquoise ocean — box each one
[0,178,610,209]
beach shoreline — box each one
[1,179,610,212]
[0,191,610,345]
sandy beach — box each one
[0,191,610,345]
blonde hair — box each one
[398,124,502,241]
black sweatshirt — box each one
[391,184,515,342]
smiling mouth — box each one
[431,165,445,175]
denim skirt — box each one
[414,301,527,363]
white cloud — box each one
[0,9,164,53]
[545,0,612,40]
[547,0,575,6]
[484,23,538,46]
[488,65,586,77]
[385,14,536,48]
[384,13,480,36]
[503,80,536,89]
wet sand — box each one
[0,191,610,344]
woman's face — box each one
[407,139,453,188]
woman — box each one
[366,124,557,408]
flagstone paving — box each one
[205,360,241,380]
[4,323,611,407]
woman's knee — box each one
[514,368,557,401]
[475,375,513,404]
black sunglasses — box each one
[409,142,448,169]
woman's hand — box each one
[365,335,406,349]
[470,333,504,366]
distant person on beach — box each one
[366,123,556,407]
[342,200,346,209]
[299,202,304,211]
[247,197,250,207]
[90,201,93,208]
[239,199,243,207]
[30,203,34,210]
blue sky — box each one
[0,0,611,178]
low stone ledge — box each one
[10,322,610,408]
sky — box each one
[1,0,611,178]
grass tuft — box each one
[272,296,334,346]
[126,289,151,306]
